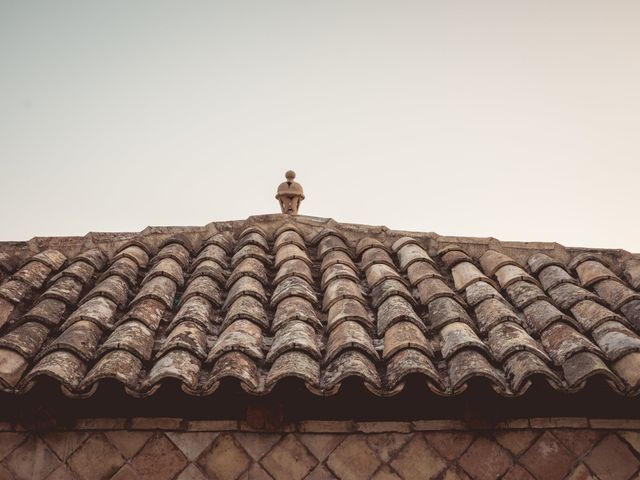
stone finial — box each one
[275,170,305,215]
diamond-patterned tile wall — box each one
[1,422,640,479]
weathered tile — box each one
[325,320,377,363]
[260,434,317,480]
[242,463,273,480]
[322,350,381,390]
[166,432,217,461]
[459,437,511,480]
[307,464,338,480]
[266,320,320,363]
[391,435,446,480]
[0,348,29,388]
[104,431,152,459]
[440,321,486,359]
[424,431,474,460]
[175,464,208,480]
[372,465,403,480]
[233,433,280,461]
[5,435,60,480]
[2,220,640,400]
[47,464,81,480]
[494,430,539,455]
[448,350,507,393]
[620,431,640,455]
[99,320,154,361]
[67,433,124,480]
[518,432,575,480]
[442,466,472,480]
[552,429,601,457]
[480,250,519,277]
[197,433,251,480]
[298,433,344,460]
[0,432,26,460]
[366,433,412,462]
[40,431,88,461]
[502,465,535,480]
[328,435,381,480]
[565,464,595,480]
[131,434,188,480]
[111,464,141,480]
[584,434,639,480]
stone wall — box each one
[1,418,640,479]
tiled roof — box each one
[0,214,639,398]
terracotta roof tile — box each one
[266,350,320,390]
[0,215,638,398]
[323,350,381,393]
[323,279,366,311]
[271,276,317,307]
[613,351,640,391]
[406,261,444,286]
[396,242,437,271]
[624,259,640,290]
[475,298,519,333]
[327,298,372,333]
[382,321,431,360]
[523,300,573,334]
[479,250,519,277]
[451,262,491,291]
[208,320,264,362]
[207,350,259,393]
[538,264,578,290]
[622,300,640,327]
[120,298,166,331]
[0,252,18,276]
[527,252,565,275]
[83,349,143,393]
[321,263,359,288]
[113,245,149,269]
[146,349,201,392]
[591,321,640,361]
[428,297,472,332]
[487,321,549,363]
[465,281,504,307]
[64,297,118,331]
[440,322,486,359]
[448,349,507,394]
[320,250,357,274]
[272,296,320,333]
[43,320,103,362]
[325,321,377,363]
[158,320,208,360]
[22,298,67,327]
[541,323,601,365]
[99,320,154,361]
[386,348,442,391]
[267,320,320,363]
[361,247,395,271]
[376,295,423,336]
[504,350,561,392]
[562,351,622,390]
[316,233,351,257]
[224,296,267,331]
[0,321,49,359]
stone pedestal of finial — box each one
[275,170,305,215]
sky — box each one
[0,1,639,251]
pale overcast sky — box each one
[1,1,638,251]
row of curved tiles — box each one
[0,223,639,398]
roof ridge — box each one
[0,215,637,263]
